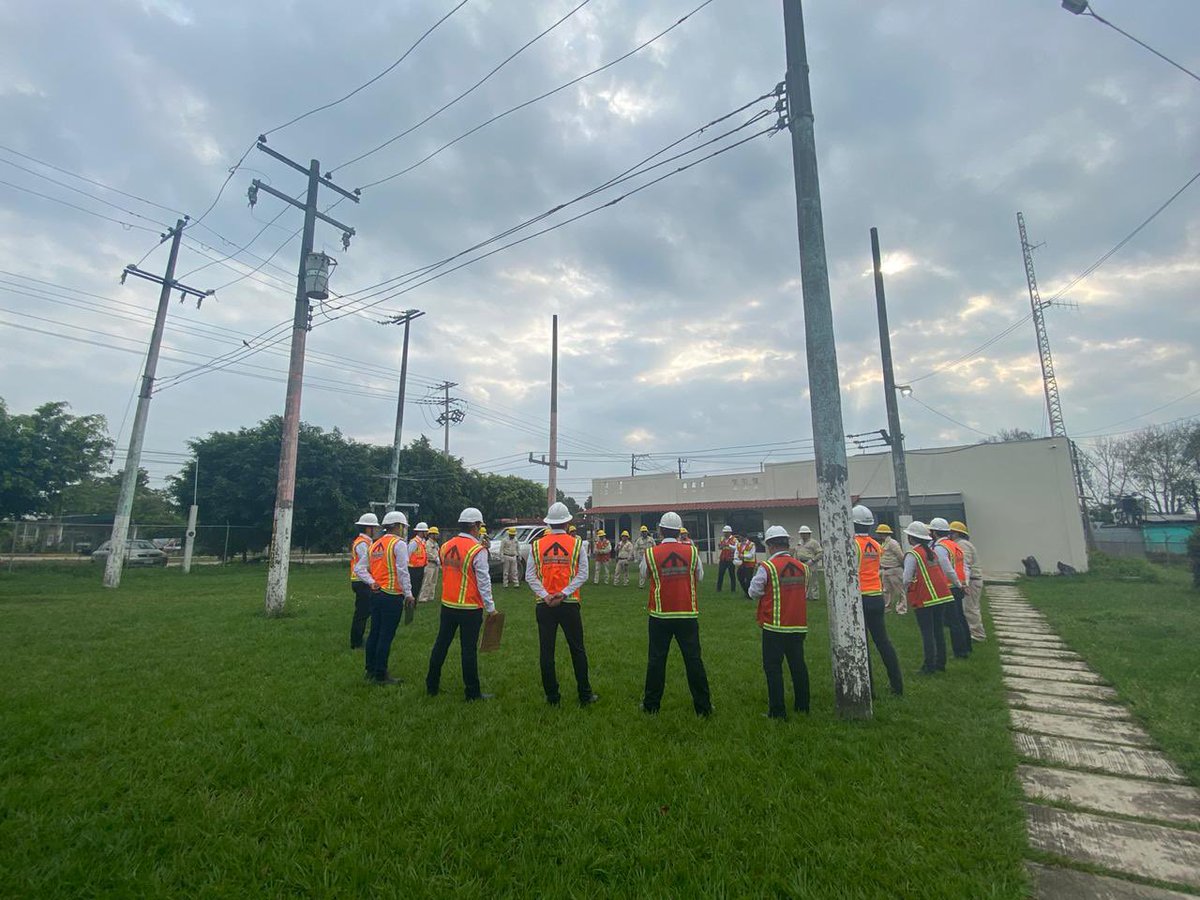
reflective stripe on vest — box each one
[906,547,952,609]
[719,536,737,561]
[646,543,699,618]
[409,536,427,567]
[854,535,883,596]
[740,541,757,566]
[937,538,966,583]
[758,555,809,633]
[350,534,371,582]
[439,536,484,609]
[368,534,401,594]
[533,533,582,601]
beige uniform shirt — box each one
[616,539,635,561]
[500,536,519,558]
[879,536,904,569]
[634,535,656,554]
[795,537,823,564]
[957,537,981,581]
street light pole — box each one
[780,0,872,718]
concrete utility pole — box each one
[104,218,212,588]
[182,455,198,574]
[548,314,560,507]
[780,0,872,718]
[870,227,913,529]
[383,309,424,510]
[252,140,359,616]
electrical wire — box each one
[0,179,161,234]
[0,156,174,229]
[1082,6,1200,86]
[333,0,596,174]
[1073,385,1200,437]
[353,0,721,191]
[907,396,992,437]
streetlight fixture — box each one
[1062,1,1200,86]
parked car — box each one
[487,524,548,581]
[91,540,169,567]
[152,538,181,553]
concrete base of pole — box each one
[182,505,198,574]
[102,513,131,588]
[264,506,293,615]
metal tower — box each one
[1017,211,1067,437]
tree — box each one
[985,428,1036,444]
[1080,436,1134,523]
[1124,424,1191,514]
[0,398,112,518]
[59,469,183,525]
[556,489,580,516]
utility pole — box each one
[417,381,464,456]
[780,0,872,718]
[548,315,560,508]
[252,140,359,616]
[382,309,424,509]
[631,453,651,477]
[104,218,212,588]
[182,455,198,574]
[870,227,913,529]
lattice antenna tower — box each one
[1017,211,1067,438]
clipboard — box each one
[479,611,505,652]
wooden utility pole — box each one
[781,0,872,718]
[252,140,359,616]
[103,218,212,588]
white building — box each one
[588,437,1087,575]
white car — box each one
[486,524,548,579]
[91,539,169,567]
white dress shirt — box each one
[390,535,414,597]
[352,533,376,587]
[638,537,704,584]
[524,529,590,600]
[747,550,791,600]
[460,532,495,613]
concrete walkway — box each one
[988,583,1200,898]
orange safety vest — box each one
[594,538,612,562]
[408,536,427,567]
[854,534,883,597]
[439,535,485,609]
[740,540,757,567]
[718,535,737,561]
[645,542,699,618]
[350,533,371,582]
[906,547,953,609]
[368,534,403,594]
[756,554,809,633]
[532,532,583,602]
[937,538,966,583]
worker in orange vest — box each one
[902,521,955,674]
[716,525,739,593]
[425,507,498,701]
[736,534,758,598]
[525,502,597,706]
[365,511,416,685]
[746,525,810,719]
[680,527,693,544]
[408,521,430,603]
[349,512,380,649]
[853,505,903,697]
[639,511,711,716]
[930,517,971,659]
[592,529,613,584]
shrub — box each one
[1188,528,1200,590]
[1086,550,1163,584]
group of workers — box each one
[347,500,987,716]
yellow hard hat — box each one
[639,525,649,532]
[950,521,968,534]
[621,530,629,536]
[875,524,893,534]
[597,529,606,536]
[568,525,577,533]
[680,527,688,534]
[479,526,488,535]
[429,526,440,535]
[507,527,516,534]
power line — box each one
[907,395,991,437]
[0,179,161,234]
[1078,5,1200,86]
[334,0,596,174]
[1073,386,1200,437]
[353,0,721,191]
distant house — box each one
[1141,513,1198,556]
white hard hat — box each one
[852,505,875,526]
[544,501,572,525]
[414,521,429,532]
[381,510,408,527]
[929,517,951,532]
[458,507,484,524]
[722,525,733,533]
[355,513,379,527]
[658,511,683,530]
[905,521,932,542]
[798,526,812,535]
[764,525,789,542]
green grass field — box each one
[1022,560,1200,786]
[0,564,1028,897]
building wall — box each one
[592,438,1088,574]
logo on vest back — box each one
[659,551,691,577]
[443,545,463,569]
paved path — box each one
[989,583,1200,898]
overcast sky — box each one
[2,0,1198,501]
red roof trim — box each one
[586,497,820,515]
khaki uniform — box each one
[794,537,823,600]
[418,539,440,603]
[634,534,656,587]
[500,535,521,587]
[879,535,906,614]
[592,538,614,584]
[957,536,986,641]
[615,538,635,585]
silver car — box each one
[91,539,169,567]
[487,524,548,579]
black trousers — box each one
[643,617,711,715]
[350,581,373,649]
[364,592,403,680]
[716,560,738,592]
[536,602,592,703]
[408,566,425,603]
[762,629,809,718]
[862,596,903,696]
[915,604,947,673]
[737,566,755,598]
[945,590,972,658]
[425,606,484,699]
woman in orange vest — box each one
[525,502,597,706]
[853,505,903,697]
[746,525,810,719]
[902,521,955,675]
[639,511,711,716]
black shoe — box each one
[763,712,786,720]
[426,687,439,696]
[375,675,400,686]
[579,693,600,706]
[546,696,561,706]
[466,693,495,702]
[641,704,658,714]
